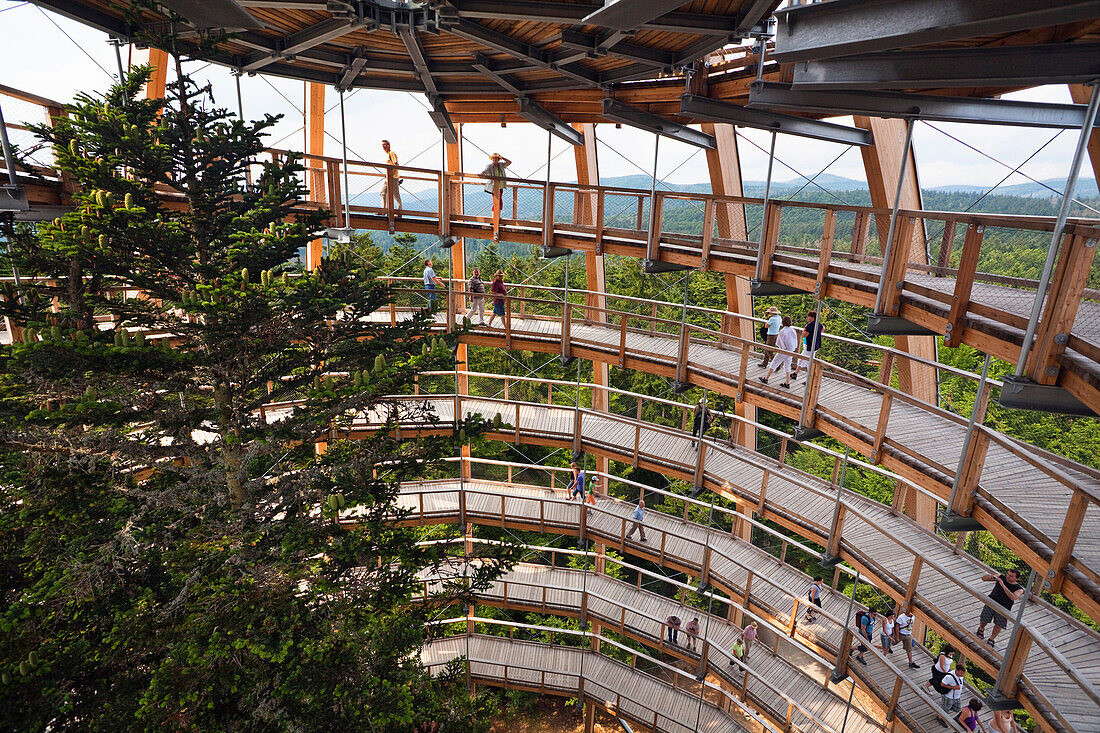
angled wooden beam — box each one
[397,26,439,97]
[558,28,673,69]
[336,52,369,91]
[603,99,716,149]
[241,18,361,73]
[471,54,526,95]
[443,19,600,87]
[518,98,584,146]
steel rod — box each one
[338,89,351,229]
[945,352,992,515]
[873,117,915,313]
[753,131,778,280]
[0,102,18,187]
[1014,80,1100,375]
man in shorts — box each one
[976,568,1024,649]
[804,576,824,623]
[896,606,920,669]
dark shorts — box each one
[493,302,505,316]
[980,604,1008,629]
[811,597,822,608]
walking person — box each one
[728,635,745,669]
[793,310,824,381]
[380,139,402,212]
[976,568,1024,649]
[926,644,956,696]
[759,306,782,367]
[759,316,799,389]
[625,498,648,543]
[666,614,681,645]
[465,267,486,323]
[486,271,507,328]
[852,609,876,666]
[740,621,758,661]
[422,259,444,310]
[481,152,512,221]
[957,699,988,733]
[567,462,586,501]
[896,606,920,668]
[685,617,701,652]
[691,398,711,447]
[804,576,824,623]
[929,655,965,728]
[880,610,896,654]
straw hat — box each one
[765,306,780,315]
[490,152,502,161]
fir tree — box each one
[0,65,511,730]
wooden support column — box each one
[1027,233,1098,385]
[702,122,757,459]
[856,115,936,529]
[1069,84,1100,197]
[134,47,169,102]
[583,700,596,733]
[447,127,471,480]
[306,82,326,270]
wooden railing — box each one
[423,628,762,733]
[379,279,1100,614]
[7,80,1100,409]
[312,378,1100,733]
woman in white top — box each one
[759,316,799,388]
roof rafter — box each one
[582,0,690,32]
[601,98,716,149]
[442,18,599,87]
[397,26,438,96]
[444,0,740,34]
[240,17,363,72]
[517,98,584,145]
[558,28,673,69]
[472,53,526,95]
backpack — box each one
[929,665,953,694]
[855,610,869,630]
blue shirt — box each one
[767,315,782,336]
[423,266,436,286]
[860,614,874,640]
[575,471,586,490]
[632,505,644,521]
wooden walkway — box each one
[367,303,1100,620]
[417,556,939,733]
[324,398,1100,733]
[402,481,990,733]
[423,634,743,733]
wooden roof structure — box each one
[27,1,1100,125]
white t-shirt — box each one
[776,325,799,352]
[881,619,895,637]
[896,613,914,636]
[944,670,964,700]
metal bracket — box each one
[865,314,938,336]
[642,259,693,274]
[749,279,808,296]
[998,376,1097,417]
[819,554,842,569]
[0,186,28,212]
[672,381,692,394]
[828,666,850,684]
[540,244,574,259]
[793,426,824,442]
[937,512,985,533]
[984,692,1024,712]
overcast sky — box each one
[2,0,1096,199]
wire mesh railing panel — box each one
[1,92,53,172]
[776,206,827,259]
[603,191,649,233]
[660,196,707,237]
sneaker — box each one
[909,663,920,669]
[759,376,769,384]
[856,657,867,666]
[780,382,790,389]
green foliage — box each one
[0,65,513,731]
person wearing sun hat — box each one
[480,152,513,220]
[760,305,782,367]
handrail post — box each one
[752,131,778,282]
[1014,80,1100,378]
[872,117,915,315]
[941,353,992,531]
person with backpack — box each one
[567,462,586,501]
[895,607,920,669]
[926,645,956,697]
[804,577,824,623]
[852,609,876,665]
[933,658,966,727]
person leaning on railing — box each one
[380,139,402,212]
[481,152,512,220]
